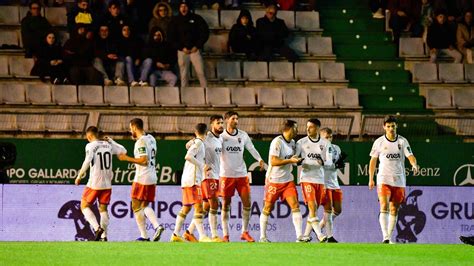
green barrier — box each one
[3,139,473,186]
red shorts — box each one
[131,182,156,202]
[264,181,298,204]
[323,189,343,206]
[201,179,219,200]
[82,187,112,205]
[182,185,203,206]
[378,184,405,204]
[219,177,251,198]
[301,182,326,205]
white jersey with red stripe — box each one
[324,143,341,190]
[220,129,262,178]
[133,134,158,185]
[181,138,206,187]
[204,131,223,180]
[369,134,413,188]
[266,135,296,184]
[296,135,333,185]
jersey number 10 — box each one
[97,152,112,170]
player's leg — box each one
[327,196,342,242]
[387,187,404,243]
[193,202,211,242]
[98,204,109,241]
[208,197,221,240]
[305,200,324,241]
[80,188,102,240]
[320,193,332,235]
[378,185,391,243]
[132,198,149,240]
[220,177,235,241]
[259,201,274,242]
[172,204,191,242]
[285,196,304,241]
[238,177,254,242]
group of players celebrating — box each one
[75,113,419,244]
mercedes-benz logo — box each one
[453,164,474,186]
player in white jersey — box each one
[75,126,126,241]
[295,118,333,243]
[220,111,265,242]
[118,118,164,241]
[368,115,420,244]
[171,123,212,242]
[260,120,305,242]
[184,115,225,243]
[319,127,346,243]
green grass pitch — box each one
[0,242,472,265]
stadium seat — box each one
[399,38,426,58]
[320,62,348,82]
[243,61,270,81]
[412,63,440,83]
[465,64,474,83]
[204,32,228,54]
[181,87,208,107]
[78,85,106,106]
[149,115,178,133]
[295,11,320,31]
[269,62,295,81]
[44,114,72,132]
[307,36,333,56]
[206,87,235,107]
[16,114,45,132]
[220,10,240,29]
[177,116,207,133]
[217,61,244,81]
[334,88,361,108]
[52,85,79,105]
[236,117,255,133]
[98,115,128,133]
[283,88,309,108]
[295,62,320,82]
[0,56,9,77]
[258,88,286,108]
[231,87,259,107]
[288,36,307,55]
[25,83,52,105]
[130,86,156,107]
[0,114,17,131]
[255,117,282,134]
[0,30,19,46]
[104,86,131,106]
[8,56,34,77]
[278,11,295,29]
[155,86,184,107]
[309,88,336,108]
[438,63,466,83]
[1,83,27,104]
[45,7,67,26]
[453,89,474,109]
[194,9,220,29]
[0,6,19,25]
[426,88,453,109]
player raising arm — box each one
[368,115,420,244]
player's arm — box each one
[408,155,419,175]
[322,144,334,169]
[105,137,127,155]
[184,141,207,171]
[270,155,301,166]
[75,147,93,185]
[368,156,378,190]
[244,134,265,170]
[118,154,148,166]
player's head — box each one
[383,115,398,135]
[210,115,224,135]
[129,118,144,139]
[306,118,321,137]
[224,111,239,130]
[281,120,298,139]
[195,123,207,138]
[85,126,99,142]
[320,127,333,143]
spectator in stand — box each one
[228,9,257,60]
[141,27,178,87]
[225,0,240,9]
[148,2,172,39]
[411,0,433,38]
[457,10,474,63]
[31,31,68,84]
[427,10,463,63]
[21,1,52,58]
[118,25,144,86]
[255,4,297,62]
[388,0,421,43]
[93,25,125,86]
[370,0,387,18]
[63,24,102,85]
[101,0,129,41]
[67,0,96,34]
[167,0,209,88]
[126,0,159,35]
[200,0,222,10]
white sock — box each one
[387,214,398,240]
[379,212,389,240]
[259,212,269,239]
[82,207,99,231]
[309,217,323,240]
[174,212,186,235]
[144,206,159,229]
[242,206,251,232]
[304,220,313,237]
[292,210,303,239]
[222,209,230,236]
[99,211,109,238]
[187,220,195,234]
[193,215,206,239]
[209,209,218,238]
[135,209,148,238]
[324,212,333,238]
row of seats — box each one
[399,37,427,58]
[0,112,88,132]
[426,88,474,109]
[0,83,360,109]
[412,63,474,83]
[0,6,67,27]
[0,55,33,78]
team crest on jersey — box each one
[238,138,241,144]
[398,144,402,150]
[320,145,324,151]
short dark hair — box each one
[196,123,207,135]
[210,115,223,123]
[383,115,397,125]
[108,0,120,9]
[320,127,332,135]
[86,126,99,137]
[130,118,144,130]
[281,120,297,132]
[224,111,239,120]
[29,1,41,8]
[307,118,321,127]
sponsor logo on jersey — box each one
[214,147,222,153]
[307,153,321,159]
[386,153,401,159]
[226,146,242,152]
[396,190,426,243]
[453,164,474,186]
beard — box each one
[214,127,224,134]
